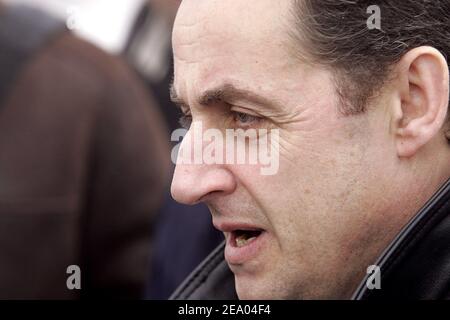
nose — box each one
[170,121,237,204]
[171,162,236,205]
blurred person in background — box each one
[123,0,224,299]
[0,1,169,299]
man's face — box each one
[171,0,404,299]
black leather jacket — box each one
[171,179,450,300]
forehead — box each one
[172,0,297,99]
[173,0,292,46]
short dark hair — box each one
[291,0,450,115]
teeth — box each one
[236,236,248,248]
[236,235,256,248]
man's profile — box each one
[169,0,450,300]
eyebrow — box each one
[170,82,280,110]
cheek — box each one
[259,135,368,240]
[229,117,374,245]
[230,157,321,249]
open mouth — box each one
[214,220,269,264]
[231,229,263,248]
[225,227,268,265]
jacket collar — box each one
[352,178,450,299]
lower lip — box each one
[225,231,268,265]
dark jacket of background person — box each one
[124,2,223,299]
[0,5,170,299]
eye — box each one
[231,111,262,127]
[179,113,192,129]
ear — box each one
[393,46,449,158]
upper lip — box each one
[213,220,265,233]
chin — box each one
[234,275,283,300]
[236,288,272,300]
